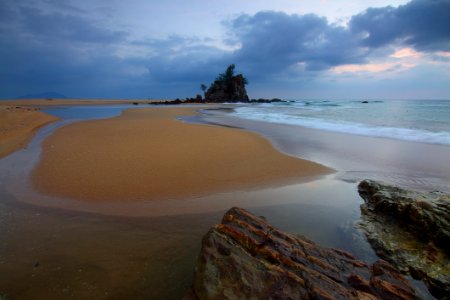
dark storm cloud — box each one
[228,11,367,74]
[3,4,127,44]
[20,8,126,44]
[142,11,369,84]
[0,1,131,98]
[350,0,450,51]
[1,0,449,99]
[135,35,229,84]
[228,0,450,77]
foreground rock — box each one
[358,180,450,299]
[185,207,420,299]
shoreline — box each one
[0,98,159,107]
[0,106,59,159]
[31,106,332,203]
[201,109,450,193]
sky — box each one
[0,0,449,99]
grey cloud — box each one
[143,37,228,83]
[1,0,449,99]
[228,11,367,76]
[0,0,127,45]
[17,6,127,44]
[0,1,131,98]
[350,0,450,51]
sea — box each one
[231,99,450,146]
[200,99,450,193]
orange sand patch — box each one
[32,107,332,201]
[0,106,58,159]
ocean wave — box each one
[232,108,450,146]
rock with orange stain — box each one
[186,207,420,300]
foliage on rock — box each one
[204,64,249,102]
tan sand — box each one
[0,98,159,107]
[0,106,58,159]
[32,107,332,202]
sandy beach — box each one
[0,106,58,159]
[0,101,442,299]
[0,98,157,107]
[31,107,332,202]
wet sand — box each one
[32,107,332,202]
[0,106,58,159]
[202,110,450,193]
[0,179,373,300]
[0,98,158,107]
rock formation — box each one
[358,180,450,299]
[204,74,249,102]
[151,64,290,104]
[185,207,421,300]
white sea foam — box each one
[233,107,450,146]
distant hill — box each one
[16,92,68,99]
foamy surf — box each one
[232,100,450,145]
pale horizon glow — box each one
[332,62,415,74]
[391,48,422,59]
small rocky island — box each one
[152,64,284,105]
[358,180,450,299]
[204,64,249,102]
[185,207,422,299]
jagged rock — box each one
[205,74,249,102]
[185,207,421,300]
[358,180,450,299]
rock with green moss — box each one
[358,180,450,299]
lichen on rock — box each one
[358,180,450,299]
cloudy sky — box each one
[1,0,449,99]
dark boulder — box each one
[358,180,450,299]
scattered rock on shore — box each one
[185,207,421,299]
[358,180,450,299]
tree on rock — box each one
[205,64,249,103]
